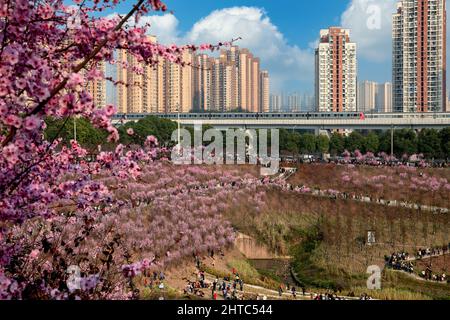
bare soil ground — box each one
[414,254,450,274]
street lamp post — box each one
[391,124,395,158]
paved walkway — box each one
[388,253,448,283]
[201,272,361,301]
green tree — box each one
[279,129,291,151]
[329,133,345,155]
[439,127,450,159]
[286,132,301,155]
[364,131,380,153]
[316,135,330,154]
[418,129,442,159]
[378,130,391,154]
[119,116,177,146]
[299,134,316,154]
[345,131,364,152]
[394,129,418,156]
[378,129,417,157]
[45,117,108,149]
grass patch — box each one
[349,286,431,300]
[203,259,281,291]
[140,285,185,300]
[291,223,339,290]
[382,270,450,300]
[226,259,260,281]
[291,223,368,291]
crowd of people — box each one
[386,246,449,283]
[183,254,247,300]
[183,270,209,298]
[277,284,306,300]
[212,273,245,300]
[280,181,449,214]
[311,293,348,300]
[328,156,448,169]
[416,245,449,259]
[385,252,414,273]
[419,267,447,282]
[141,271,166,287]
[147,243,449,300]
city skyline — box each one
[103,0,450,94]
[100,42,269,113]
[89,0,449,113]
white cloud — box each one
[341,0,450,65]
[341,0,398,62]
[139,14,180,45]
[142,7,314,92]
[111,1,450,91]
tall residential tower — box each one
[392,0,447,112]
[315,27,357,112]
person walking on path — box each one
[278,286,283,297]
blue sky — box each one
[95,0,449,94]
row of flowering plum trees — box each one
[0,0,253,299]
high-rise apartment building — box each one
[251,58,261,112]
[127,53,145,114]
[193,46,269,113]
[219,46,264,112]
[260,70,270,113]
[357,81,378,112]
[210,58,222,112]
[219,58,239,111]
[358,81,393,113]
[302,93,315,112]
[116,49,128,114]
[193,54,213,112]
[85,61,106,108]
[238,49,251,110]
[116,36,194,114]
[117,36,165,114]
[447,90,450,111]
[376,82,393,113]
[315,27,357,112]
[288,93,301,112]
[270,94,282,112]
[392,0,446,112]
[164,50,195,113]
[115,43,268,114]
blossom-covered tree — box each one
[0,0,242,299]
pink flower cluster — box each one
[0,0,240,300]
